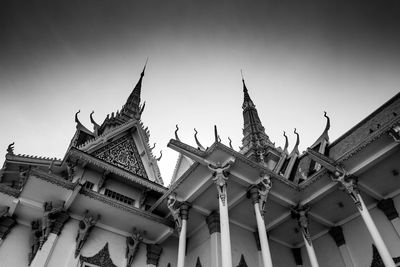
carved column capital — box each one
[75,210,100,258]
[291,205,311,246]
[179,203,191,221]
[248,186,260,204]
[167,194,182,232]
[206,211,220,234]
[208,162,231,206]
[377,198,399,221]
[329,226,346,247]
[334,174,362,210]
[146,244,162,266]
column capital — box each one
[329,226,346,247]
[179,202,191,221]
[146,244,162,266]
[377,198,399,221]
[291,205,311,246]
[208,162,231,206]
[206,211,220,234]
[167,194,182,232]
[248,186,260,204]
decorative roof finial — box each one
[175,125,180,141]
[139,101,146,116]
[142,57,148,77]
[214,125,219,143]
[90,111,100,130]
[283,131,289,154]
[7,142,14,155]
[194,128,205,151]
[293,128,300,153]
[156,150,162,161]
[323,111,330,135]
[228,137,233,149]
[75,110,81,124]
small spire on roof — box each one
[214,125,219,143]
[241,70,251,102]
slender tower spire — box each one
[240,72,273,158]
[122,60,148,120]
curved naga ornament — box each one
[208,162,231,206]
[7,142,15,155]
[194,128,206,151]
[167,194,182,232]
[175,125,180,141]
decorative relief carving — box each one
[389,124,400,143]
[208,162,231,206]
[167,194,181,232]
[370,244,400,267]
[291,205,312,246]
[75,210,100,258]
[146,244,162,266]
[126,228,144,267]
[80,242,117,267]
[257,174,271,215]
[237,254,248,267]
[93,136,148,178]
[28,220,42,265]
[40,201,65,248]
[0,206,16,243]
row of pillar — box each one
[172,162,400,267]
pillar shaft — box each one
[357,194,396,267]
[177,219,187,267]
[254,202,273,267]
[30,233,58,267]
[302,234,319,267]
[219,193,232,267]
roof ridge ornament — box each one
[228,137,233,149]
[194,128,206,151]
[283,131,289,154]
[7,142,15,155]
[175,125,181,141]
[324,111,330,134]
[75,110,82,127]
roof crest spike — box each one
[156,150,162,161]
[194,128,205,151]
[214,125,219,143]
[175,125,181,141]
[323,111,331,133]
[292,128,300,154]
[283,131,289,154]
[75,110,81,124]
[228,137,233,149]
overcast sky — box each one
[1,0,400,185]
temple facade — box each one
[0,66,400,267]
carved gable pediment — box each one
[92,136,148,179]
[80,243,117,267]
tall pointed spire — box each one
[121,60,148,120]
[240,72,274,159]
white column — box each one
[302,234,319,267]
[219,191,233,267]
[293,206,319,267]
[254,202,273,267]
[207,212,222,267]
[177,203,190,267]
[357,194,396,267]
[336,175,396,267]
[209,163,233,267]
[249,180,273,267]
[30,233,59,267]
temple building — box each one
[0,66,400,267]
